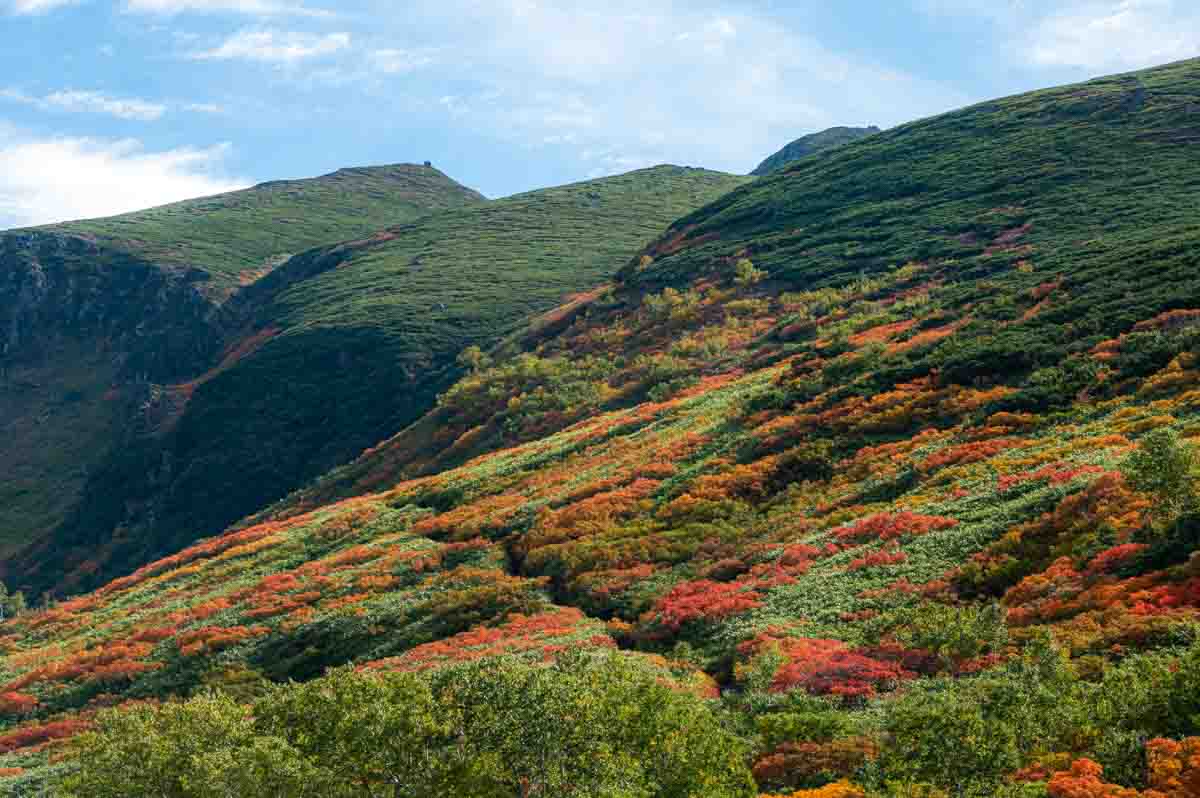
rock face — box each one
[750,125,881,176]
[0,231,224,382]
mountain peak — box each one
[751,125,881,176]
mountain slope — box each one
[0,165,482,562]
[6,165,751,596]
[6,59,1200,796]
[750,125,880,175]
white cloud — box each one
[6,0,75,13]
[1,88,167,121]
[43,90,166,121]
[369,48,433,74]
[400,0,966,176]
[919,0,1200,72]
[123,0,330,16]
[192,29,350,63]
[1027,0,1200,70]
[183,102,225,113]
[0,131,247,227]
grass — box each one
[33,164,485,293]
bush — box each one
[61,653,756,798]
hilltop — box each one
[5,58,1200,797]
[750,126,880,176]
[3,165,751,596]
[35,164,486,294]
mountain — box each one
[0,165,483,564]
[2,165,751,597]
[750,125,880,175]
[6,58,1200,797]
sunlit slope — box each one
[11,166,751,596]
[32,164,486,293]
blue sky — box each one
[1,0,1197,228]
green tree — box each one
[60,693,338,798]
[254,667,461,798]
[1121,427,1199,524]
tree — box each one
[1121,428,1198,525]
[60,693,340,798]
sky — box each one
[0,0,1197,228]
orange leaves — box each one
[176,626,269,657]
[753,739,877,793]
[526,477,661,549]
[1048,739,1200,797]
[921,437,1027,473]
[1146,737,1200,797]
[368,608,612,672]
[5,642,158,692]
[650,579,764,631]
[761,783,866,798]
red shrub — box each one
[652,579,764,631]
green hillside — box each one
[750,126,881,176]
[6,59,1200,798]
[36,164,486,294]
[7,165,751,596]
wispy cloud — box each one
[0,130,247,227]
[6,0,76,13]
[369,48,434,74]
[1026,0,1200,70]
[1,88,167,121]
[191,29,350,63]
[395,0,967,176]
[918,0,1200,72]
[124,0,331,16]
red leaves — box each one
[0,718,90,754]
[0,692,37,716]
[1086,544,1149,576]
[834,512,958,544]
[847,546,908,572]
[742,635,915,699]
[5,643,158,692]
[652,580,764,631]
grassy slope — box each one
[12,166,751,596]
[36,164,485,293]
[6,59,1200,795]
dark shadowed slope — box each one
[0,165,483,561]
